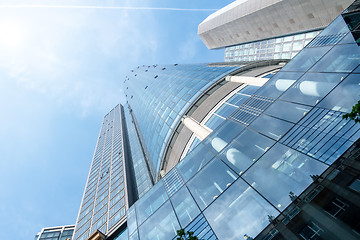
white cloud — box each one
[179,33,200,60]
[0,1,159,116]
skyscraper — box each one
[74,1,360,240]
[34,225,75,240]
[73,105,133,240]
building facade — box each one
[198,0,353,62]
[73,105,137,240]
[119,2,360,240]
[73,1,360,240]
[34,225,75,240]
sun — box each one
[0,19,27,50]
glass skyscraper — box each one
[73,1,360,240]
[74,105,130,240]
[34,225,75,240]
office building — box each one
[73,105,145,240]
[34,225,75,240]
[198,0,353,62]
[74,1,360,240]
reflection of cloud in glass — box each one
[205,178,279,240]
[243,143,327,211]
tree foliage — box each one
[342,100,360,123]
[176,229,199,240]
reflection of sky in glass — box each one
[138,201,179,240]
[125,64,238,175]
[243,143,327,211]
[204,178,279,240]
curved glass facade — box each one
[124,64,239,176]
[125,4,360,240]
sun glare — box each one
[0,20,27,50]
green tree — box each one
[176,229,199,240]
[342,100,360,123]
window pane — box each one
[349,178,360,192]
[249,114,294,141]
[240,85,260,95]
[310,44,360,73]
[226,93,249,106]
[205,114,225,130]
[265,100,311,123]
[127,206,137,235]
[243,143,327,211]
[204,178,279,240]
[318,74,360,112]
[280,46,331,72]
[280,73,347,106]
[113,228,128,240]
[135,181,168,225]
[177,143,215,182]
[187,157,238,210]
[215,104,238,118]
[138,201,179,240]
[202,120,245,153]
[170,186,200,228]
[255,72,303,99]
[218,129,275,175]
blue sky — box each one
[0,0,234,239]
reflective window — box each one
[349,178,360,192]
[128,231,139,240]
[243,143,327,211]
[299,222,323,240]
[318,74,360,112]
[218,129,275,175]
[204,178,279,240]
[138,201,179,240]
[177,143,215,182]
[310,44,360,73]
[249,114,294,141]
[113,228,128,240]
[127,206,137,236]
[255,72,303,99]
[226,93,249,106]
[205,114,225,130]
[280,46,331,72]
[187,157,238,210]
[317,16,349,36]
[170,186,200,227]
[202,120,245,153]
[215,103,238,118]
[240,85,260,95]
[265,100,311,123]
[280,73,347,106]
[135,181,168,225]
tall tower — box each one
[73,105,140,240]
